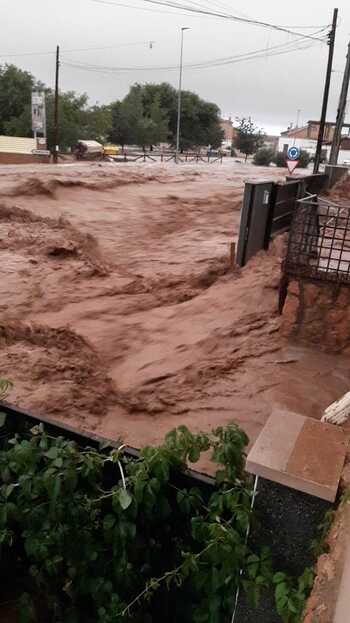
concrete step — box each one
[246,410,349,502]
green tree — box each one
[147,93,169,149]
[171,90,223,150]
[142,82,177,139]
[234,117,265,161]
[0,64,37,134]
[45,90,89,151]
[123,86,147,147]
[110,100,133,148]
[3,105,32,136]
[111,87,168,150]
[83,104,112,143]
[0,64,223,153]
[112,82,223,150]
[0,63,113,151]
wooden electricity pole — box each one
[53,45,60,164]
[329,40,350,165]
[313,8,338,174]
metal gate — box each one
[236,174,327,267]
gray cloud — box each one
[0,0,349,134]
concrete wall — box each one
[0,153,50,165]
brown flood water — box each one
[0,161,349,472]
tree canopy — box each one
[0,64,224,152]
[0,65,38,135]
[110,82,224,150]
[234,117,265,161]
[110,85,169,149]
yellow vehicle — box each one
[103,144,120,158]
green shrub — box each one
[274,150,311,169]
[275,151,287,167]
[253,147,275,166]
[298,149,311,168]
[0,420,316,623]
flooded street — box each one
[1,160,349,469]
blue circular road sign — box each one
[287,146,300,161]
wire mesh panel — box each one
[284,196,350,284]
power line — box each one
[135,0,329,42]
[0,40,159,59]
[202,0,329,28]
[90,0,199,18]
[91,0,330,41]
[61,30,327,74]
[176,0,328,27]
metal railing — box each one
[235,174,328,267]
[284,194,350,284]
[108,150,223,164]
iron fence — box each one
[284,195,350,284]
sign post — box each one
[286,146,300,175]
[31,91,46,139]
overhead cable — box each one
[61,30,327,74]
[0,40,158,59]
[129,0,330,42]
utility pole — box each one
[313,8,338,174]
[176,27,190,160]
[53,45,60,164]
[329,40,350,164]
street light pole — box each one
[176,27,190,160]
[53,45,60,164]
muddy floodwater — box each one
[1,160,349,471]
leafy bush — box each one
[0,419,315,623]
[274,150,311,169]
[273,569,314,623]
[253,148,275,166]
[275,151,287,168]
[298,150,311,169]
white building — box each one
[279,120,350,164]
[278,136,317,157]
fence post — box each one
[263,183,278,249]
[236,183,254,267]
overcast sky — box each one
[1,0,349,134]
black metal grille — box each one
[284,195,350,285]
